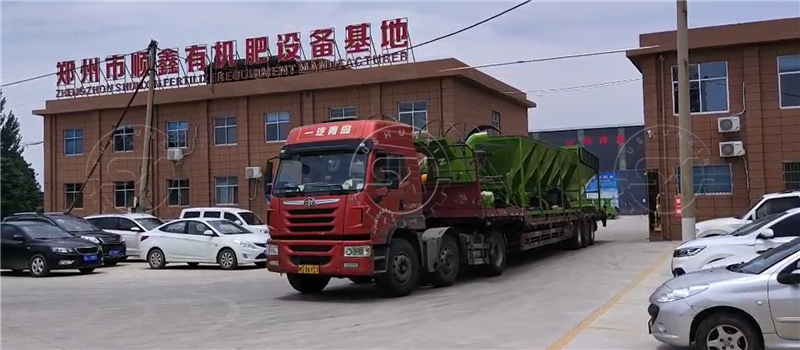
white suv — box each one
[85,213,165,258]
[695,190,800,238]
[179,207,269,236]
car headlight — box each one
[344,245,371,258]
[51,247,74,254]
[81,236,100,244]
[266,244,279,256]
[656,284,709,302]
[673,246,705,257]
[234,240,258,249]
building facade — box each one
[627,17,800,240]
[35,58,535,219]
[530,124,647,215]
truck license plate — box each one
[297,265,320,274]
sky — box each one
[1,1,799,186]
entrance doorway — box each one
[646,169,661,236]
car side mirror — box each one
[758,229,774,239]
[234,220,243,225]
[130,227,141,232]
[203,230,215,236]
[777,269,800,285]
[12,234,26,242]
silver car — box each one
[648,237,800,350]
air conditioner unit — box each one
[245,166,263,179]
[167,147,184,161]
[718,116,741,133]
[719,141,746,157]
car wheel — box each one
[696,312,762,350]
[29,254,51,277]
[254,262,267,268]
[187,262,199,268]
[147,248,167,269]
[217,248,238,270]
[79,268,95,274]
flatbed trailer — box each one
[265,119,606,297]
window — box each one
[64,183,83,209]
[215,177,238,205]
[113,126,134,152]
[161,221,187,234]
[114,181,135,208]
[756,197,800,219]
[64,129,84,155]
[783,161,800,191]
[372,154,408,186]
[224,212,240,222]
[167,179,189,206]
[203,211,222,218]
[675,164,732,195]
[329,107,358,120]
[119,219,138,231]
[166,121,189,148]
[214,117,237,146]
[265,112,290,142]
[768,213,800,238]
[183,211,201,218]
[672,62,729,114]
[778,55,800,108]
[491,111,501,135]
[87,217,117,230]
[398,101,428,131]
[187,221,212,235]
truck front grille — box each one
[284,207,337,234]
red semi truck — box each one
[264,119,606,297]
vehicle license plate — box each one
[297,265,320,274]
[83,255,98,262]
[109,250,122,257]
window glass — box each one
[187,221,211,235]
[183,211,201,218]
[161,221,187,233]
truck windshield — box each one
[274,152,367,196]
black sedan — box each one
[3,212,126,266]
[0,222,104,277]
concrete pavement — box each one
[1,216,678,349]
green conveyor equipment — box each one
[415,132,600,210]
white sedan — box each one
[139,218,269,270]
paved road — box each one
[2,216,675,350]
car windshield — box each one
[208,220,251,235]
[735,237,800,274]
[136,218,164,230]
[736,198,763,220]
[239,212,264,225]
[21,224,73,239]
[52,216,99,233]
[274,152,367,197]
[730,213,782,236]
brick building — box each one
[34,58,535,218]
[627,17,800,240]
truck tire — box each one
[587,221,596,246]
[580,221,590,248]
[567,222,583,250]
[479,230,506,277]
[429,234,460,287]
[375,238,419,298]
[287,274,330,294]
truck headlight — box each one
[51,247,74,254]
[673,246,705,257]
[656,284,709,303]
[344,245,371,258]
[266,244,279,256]
[81,236,100,244]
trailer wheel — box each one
[480,230,506,277]
[567,222,583,250]
[287,274,330,294]
[580,221,590,248]
[429,234,460,287]
[587,221,596,246]
[376,238,419,298]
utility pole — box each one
[676,0,696,242]
[134,39,158,213]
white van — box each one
[178,208,269,236]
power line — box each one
[1,48,148,88]
[505,77,642,95]
[441,45,660,72]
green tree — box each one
[1,91,42,218]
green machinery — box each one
[416,132,601,211]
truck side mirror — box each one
[264,160,275,184]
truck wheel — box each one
[567,222,583,250]
[587,221,596,246]
[480,230,506,277]
[580,221,590,248]
[287,274,330,294]
[348,277,373,284]
[375,238,419,298]
[429,234,460,287]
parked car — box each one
[85,213,164,258]
[701,251,761,271]
[139,218,268,270]
[648,237,800,349]
[1,221,103,277]
[695,190,800,239]
[671,208,800,276]
[2,212,126,266]
[179,207,269,236]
